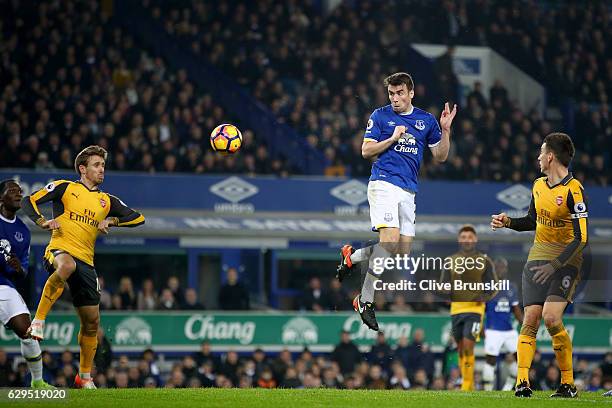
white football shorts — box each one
[484,329,519,356]
[0,285,30,325]
[367,180,416,237]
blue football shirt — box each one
[364,104,441,192]
[485,284,520,331]
[0,214,31,289]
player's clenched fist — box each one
[391,125,406,142]
[490,213,509,230]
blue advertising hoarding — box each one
[1,170,610,219]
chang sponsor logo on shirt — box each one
[394,133,418,154]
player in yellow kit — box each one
[21,145,145,389]
[492,132,585,398]
[441,225,497,391]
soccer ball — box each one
[210,124,243,154]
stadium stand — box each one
[0,0,290,176]
[147,0,611,184]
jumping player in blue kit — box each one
[482,258,524,391]
[337,72,457,330]
[0,179,53,388]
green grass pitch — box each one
[19,388,612,407]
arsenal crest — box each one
[556,196,563,206]
[100,198,107,208]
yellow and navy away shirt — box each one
[445,251,497,316]
[508,173,588,270]
[22,180,145,266]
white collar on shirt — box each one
[0,213,16,223]
[398,106,414,116]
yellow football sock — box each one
[548,323,574,385]
[460,351,475,391]
[78,331,98,375]
[516,324,538,386]
[34,272,65,321]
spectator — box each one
[0,349,13,386]
[369,332,393,373]
[257,367,277,389]
[98,276,112,310]
[331,330,361,375]
[219,351,240,385]
[389,294,412,313]
[540,365,561,391]
[218,268,250,310]
[158,288,178,310]
[118,276,137,310]
[182,288,204,310]
[326,279,350,311]
[193,342,220,371]
[137,278,159,310]
[166,276,185,307]
[366,365,387,390]
[404,328,435,381]
[389,362,411,390]
[280,367,301,388]
[300,276,328,312]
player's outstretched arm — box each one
[491,195,536,232]
[362,125,405,159]
[431,102,457,162]
[106,195,145,228]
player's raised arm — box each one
[106,195,145,228]
[21,181,69,230]
[430,102,457,162]
[491,195,537,232]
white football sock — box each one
[20,338,43,381]
[482,362,496,391]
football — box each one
[210,123,243,154]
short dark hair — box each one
[458,224,476,236]
[383,72,414,92]
[0,179,17,196]
[74,145,107,175]
[543,132,574,167]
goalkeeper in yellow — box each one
[21,145,145,389]
[492,133,586,398]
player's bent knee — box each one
[542,312,561,328]
[7,315,31,339]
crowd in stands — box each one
[153,0,611,185]
[1,330,611,392]
[0,0,289,177]
[84,271,440,314]
[84,268,249,312]
[1,0,610,185]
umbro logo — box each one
[496,184,532,210]
[210,177,259,203]
[330,180,367,206]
